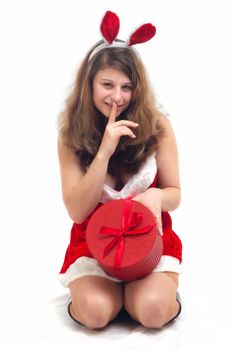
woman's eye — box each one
[122,85,132,91]
[103,83,113,88]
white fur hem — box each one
[152,255,182,274]
[59,255,182,288]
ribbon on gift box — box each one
[99,198,154,268]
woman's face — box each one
[92,67,132,118]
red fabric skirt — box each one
[59,176,182,274]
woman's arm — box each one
[57,103,138,223]
[156,116,181,211]
[133,117,181,233]
[57,141,109,223]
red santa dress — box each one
[59,155,182,287]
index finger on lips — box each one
[108,102,117,124]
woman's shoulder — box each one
[57,137,81,165]
[57,136,72,156]
[156,116,178,162]
[158,115,176,139]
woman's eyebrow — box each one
[100,78,132,83]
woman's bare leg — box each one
[124,272,180,328]
[69,276,123,329]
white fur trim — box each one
[100,155,157,203]
[59,255,182,288]
[151,255,182,274]
[59,257,121,287]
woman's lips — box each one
[104,102,123,109]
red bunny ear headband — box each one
[89,11,156,60]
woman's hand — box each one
[98,103,138,159]
[133,188,163,235]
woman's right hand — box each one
[98,102,139,159]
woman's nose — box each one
[110,88,122,103]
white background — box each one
[0,0,233,349]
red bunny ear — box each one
[128,23,156,46]
[100,11,120,44]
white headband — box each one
[88,11,156,61]
[89,41,128,60]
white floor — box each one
[1,273,233,350]
[1,0,233,349]
[1,194,233,350]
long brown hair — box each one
[58,40,165,176]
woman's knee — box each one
[138,294,169,328]
[127,292,173,329]
[72,294,113,329]
[124,272,179,328]
[68,276,123,329]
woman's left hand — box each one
[132,188,163,235]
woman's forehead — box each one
[94,67,131,83]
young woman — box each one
[57,11,182,330]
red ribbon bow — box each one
[99,199,154,268]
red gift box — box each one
[86,198,163,281]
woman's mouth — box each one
[104,102,123,109]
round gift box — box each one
[86,198,163,281]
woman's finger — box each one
[108,102,117,124]
[115,126,136,138]
[155,214,163,236]
[114,120,138,128]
